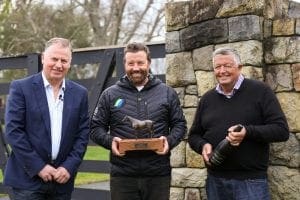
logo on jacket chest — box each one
[114,97,126,108]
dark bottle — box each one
[209,124,244,167]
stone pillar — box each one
[166,0,300,199]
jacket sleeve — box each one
[5,80,45,178]
[166,87,187,149]
[244,85,289,143]
[188,99,208,155]
[90,90,113,150]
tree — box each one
[0,0,166,79]
[77,0,165,46]
[0,1,92,55]
[0,0,166,55]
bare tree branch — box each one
[84,0,104,46]
[145,6,165,41]
[109,0,126,44]
[124,0,154,43]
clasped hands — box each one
[38,165,70,184]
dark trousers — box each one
[12,182,72,200]
[206,174,270,200]
[110,176,170,200]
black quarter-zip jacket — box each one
[90,75,187,177]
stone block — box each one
[296,133,300,141]
[192,45,213,71]
[195,71,216,97]
[216,40,263,66]
[183,107,197,132]
[264,19,272,38]
[228,15,262,42]
[180,19,228,51]
[296,19,300,35]
[276,92,300,132]
[171,168,207,188]
[170,187,184,200]
[265,64,293,91]
[184,188,201,200]
[270,133,300,168]
[185,85,198,95]
[288,1,300,18]
[241,66,263,81]
[268,166,300,200]
[186,143,205,168]
[184,95,198,108]
[166,2,189,32]
[166,31,181,53]
[171,141,186,168]
[216,0,264,18]
[199,187,207,200]
[291,63,300,91]
[166,52,196,87]
[174,87,185,106]
[264,36,300,64]
[189,0,221,24]
[273,19,295,36]
[264,0,289,19]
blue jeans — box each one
[206,174,270,200]
[110,176,170,200]
[12,182,72,200]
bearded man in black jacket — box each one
[188,47,289,200]
[90,42,187,200]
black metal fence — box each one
[0,42,165,200]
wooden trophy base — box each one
[119,138,163,154]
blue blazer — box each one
[4,72,90,193]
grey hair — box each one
[212,48,241,65]
[44,37,72,52]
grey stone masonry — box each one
[166,31,181,53]
[165,1,189,32]
[166,0,300,199]
[228,15,263,42]
[180,19,228,51]
[189,0,222,24]
[216,0,264,17]
[265,64,293,91]
[264,37,300,64]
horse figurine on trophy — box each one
[122,115,154,138]
[119,115,163,154]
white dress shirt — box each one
[42,73,65,160]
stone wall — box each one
[165,0,300,199]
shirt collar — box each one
[215,74,244,98]
[42,72,65,90]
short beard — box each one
[128,72,148,86]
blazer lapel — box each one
[32,73,51,137]
[61,81,73,140]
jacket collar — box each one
[118,74,161,91]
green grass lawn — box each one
[0,146,110,186]
[75,145,110,185]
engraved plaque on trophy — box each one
[119,115,164,154]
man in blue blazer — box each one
[4,37,90,200]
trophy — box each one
[209,124,243,167]
[118,115,164,154]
